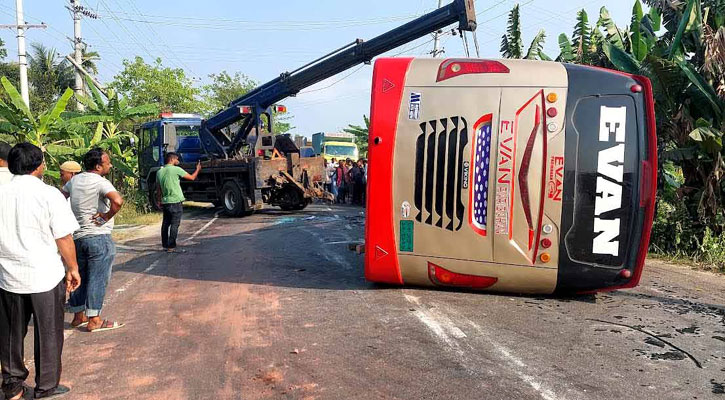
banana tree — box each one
[500,4,551,60]
[0,76,87,179]
[62,76,158,182]
[343,115,370,158]
[585,0,725,254]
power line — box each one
[94,0,160,68]
[299,65,366,94]
[92,9,421,26]
[106,0,198,77]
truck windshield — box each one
[175,125,200,136]
[325,145,356,157]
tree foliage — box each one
[27,43,74,114]
[200,71,256,116]
[110,57,200,113]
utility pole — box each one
[70,0,84,110]
[1,0,47,108]
[431,0,444,57]
[66,0,97,110]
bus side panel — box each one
[557,64,651,292]
[364,57,413,285]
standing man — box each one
[0,141,12,185]
[59,160,81,186]
[155,152,201,253]
[349,160,363,205]
[63,148,124,332]
[0,143,81,399]
[327,158,338,202]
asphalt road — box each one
[19,204,725,399]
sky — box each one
[0,0,636,138]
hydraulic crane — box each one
[199,0,476,159]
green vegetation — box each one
[343,115,369,158]
[500,4,550,60]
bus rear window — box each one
[564,95,640,268]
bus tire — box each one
[221,182,252,217]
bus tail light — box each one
[436,59,509,82]
[428,262,498,289]
[239,106,253,114]
[274,105,287,113]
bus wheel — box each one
[221,182,251,217]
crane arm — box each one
[200,0,476,159]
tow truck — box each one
[138,0,477,216]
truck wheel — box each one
[148,182,161,212]
[221,182,253,217]
[291,198,310,211]
[279,187,307,211]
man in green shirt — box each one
[155,152,201,252]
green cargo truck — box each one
[311,132,359,162]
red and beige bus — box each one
[365,58,657,294]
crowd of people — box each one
[325,157,367,206]
[0,141,202,398]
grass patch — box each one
[115,205,162,226]
[648,252,725,274]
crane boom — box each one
[199,0,476,159]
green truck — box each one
[311,132,359,163]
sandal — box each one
[87,320,125,333]
[70,320,88,328]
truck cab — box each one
[137,113,204,206]
[311,132,359,162]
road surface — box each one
[21,204,725,399]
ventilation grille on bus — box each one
[414,116,468,231]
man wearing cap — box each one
[0,141,12,185]
[59,160,81,187]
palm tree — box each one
[80,44,100,76]
[27,43,73,113]
[500,4,550,60]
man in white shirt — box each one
[0,143,81,399]
[0,142,12,185]
[63,148,124,333]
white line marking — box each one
[182,210,221,243]
[403,294,420,305]
[467,321,563,400]
[323,241,360,245]
[403,294,569,400]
